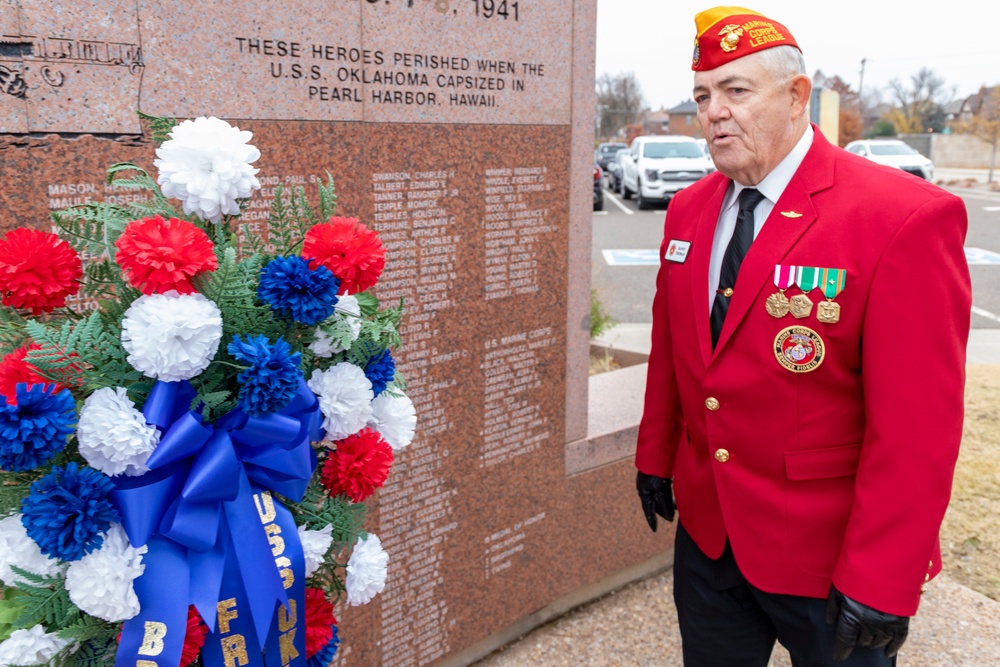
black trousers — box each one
[673,522,898,667]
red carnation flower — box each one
[180,605,209,667]
[115,215,217,295]
[302,217,385,294]
[0,344,73,405]
[304,588,337,658]
[321,428,394,502]
[0,228,82,314]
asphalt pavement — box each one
[592,169,1000,332]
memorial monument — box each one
[1,2,673,665]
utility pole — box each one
[858,58,867,133]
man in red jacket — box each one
[635,6,971,666]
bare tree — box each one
[820,74,863,146]
[886,68,955,134]
[955,86,1000,184]
[596,72,645,140]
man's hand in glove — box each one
[636,472,674,532]
[825,585,909,661]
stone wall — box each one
[902,133,997,168]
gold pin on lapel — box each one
[780,211,803,218]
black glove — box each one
[825,585,909,661]
[636,472,674,532]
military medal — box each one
[766,265,795,317]
[773,326,825,373]
[816,268,846,324]
[790,266,820,319]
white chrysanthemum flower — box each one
[153,116,261,223]
[121,292,223,382]
[308,363,374,440]
[0,514,62,586]
[0,625,71,666]
[368,392,417,450]
[65,523,147,622]
[309,294,363,357]
[77,387,160,477]
[298,524,334,578]
[346,533,388,606]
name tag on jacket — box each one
[665,240,691,263]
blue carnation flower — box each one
[258,255,340,325]
[228,334,303,416]
[0,383,76,472]
[21,462,119,561]
[364,348,395,397]
[308,625,340,667]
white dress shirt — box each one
[707,125,815,313]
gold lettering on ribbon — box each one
[256,490,294,588]
[278,600,299,666]
[279,629,299,665]
[265,523,285,556]
[222,635,250,667]
[274,556,294,589]
[254,490,277,523]
[217,598,239,634]
[277,599,297,631]
[138,622,167,656]
[136,662,158,667]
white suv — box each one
[620,135,714,209]
[844,139,934,180]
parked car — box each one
[593,161,604,211]
[604,147,627,191]
[595,141,628,172]
[619,135,714,209]
[844,139,934,180]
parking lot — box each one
[592,180,1000,330]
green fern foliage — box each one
[11,569,77,630]
[136,110,179,144]
[24,313,143,393]
[317,172,339,220]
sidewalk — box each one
[474,323,1000,666]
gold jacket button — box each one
[714,448,730,463]
[705,397,720,411]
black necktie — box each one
[710,187,766,349]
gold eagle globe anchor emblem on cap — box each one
[718,24,744,52]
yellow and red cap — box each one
[692,6,800,71]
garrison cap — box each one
[692,6,800,71]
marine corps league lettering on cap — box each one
[692,6,801,71]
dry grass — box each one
[588,350,621,376]
[940,365,1000,601]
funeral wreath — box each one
[0,113,417,667]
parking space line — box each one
[603,189,634,215]
[972,306,1000,324]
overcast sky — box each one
[596,1,1000,111]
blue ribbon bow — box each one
[112,379,321,667]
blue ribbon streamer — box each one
[112,379,319,667]
[261,499,306,667]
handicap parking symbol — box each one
[965,247,1000,265]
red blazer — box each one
[635,128,971,616]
